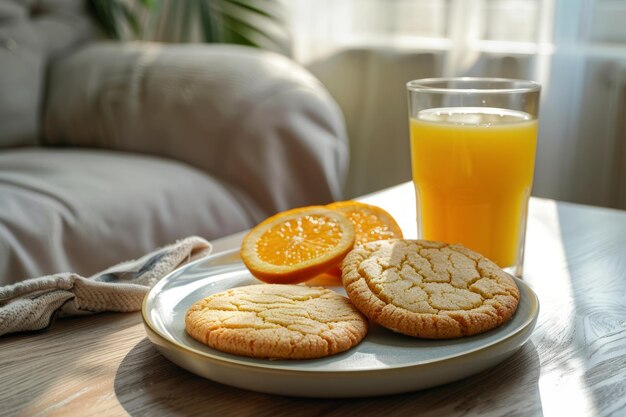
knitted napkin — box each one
[0,236,212,336]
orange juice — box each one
[410,107,538,268]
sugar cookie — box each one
[342,239,519,338]
[185,284,368,359]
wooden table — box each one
[3,182,626,417]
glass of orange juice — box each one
[407,78,540,277]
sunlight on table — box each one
[526,199,597,417]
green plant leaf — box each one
[198,0,222,43]
[221,14,286,51]
[88,0,290,54]
[120,3,142,37]
[217,0,290,52]
[224,0,286,22]
[88,0,152,39]
[87,0,119,38]
[139,0,157,8]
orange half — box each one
[240,206,355,284]
[325,201,404,277]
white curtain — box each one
[290,0,545,73]
[287,0,626,210]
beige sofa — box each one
[0,1,348,284]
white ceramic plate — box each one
[142,249,539,398]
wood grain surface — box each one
[2,182,626,417]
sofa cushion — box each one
[0,147,257,284]
[0,0,93,148]
[43,43,349,216]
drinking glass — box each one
[407,77,541,277]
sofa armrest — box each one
[43,43,348,218]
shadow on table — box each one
[114,339,542,417]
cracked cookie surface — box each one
[185,284,368,359]
[341,239,520,338]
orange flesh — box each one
[255,214,345,266]
[343,210,400,245]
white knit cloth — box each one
[0,236,212,336]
